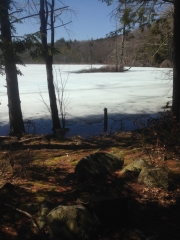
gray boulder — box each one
[46,204,99,240]
[138,167,168,189]
[75,152,124,180]
[121,159,149,174]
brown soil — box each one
[0,131,180,240]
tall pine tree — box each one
[0,0,25,135]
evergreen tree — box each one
[0,0,25,135]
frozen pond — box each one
[0,64,172,137]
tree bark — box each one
[0,0,25,135]
[46,55,61,129]
[40,0,61,130]
[172,0,180,121]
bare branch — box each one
[0,201,48,240]
[38,86,52,117]
[10,6,69,24]
[47,21,72,30]
[9,9,23,15]
[152,33,173,58]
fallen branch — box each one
[18,136,44,143]
[0,201,48,240]
[0,136,11,139]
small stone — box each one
[121,159,149,174]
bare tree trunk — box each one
[172,0,180,121]
[120,0,126,69]
[115,23,119,72]
[46,56,61,129]
[0,0,25,135]
[115,36,118,72]
[120,24,125,67]
[39,0,61,130]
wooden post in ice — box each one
[104,108,108,132]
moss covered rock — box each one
[47,204,99,240]
[121,159,149,174]
[75,152,124,180]
[138,167,168,190]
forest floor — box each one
[0,127,180,240]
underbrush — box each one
[137,111,180,164]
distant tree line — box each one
[21,17,173,68]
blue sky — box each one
[16,0,116,42]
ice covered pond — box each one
[0,64,172,137]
